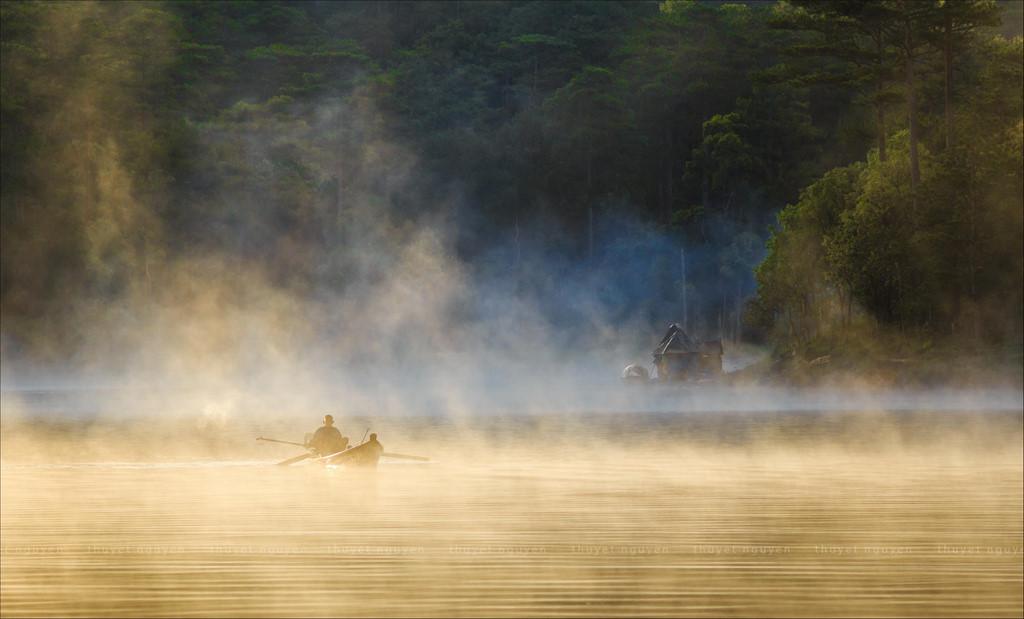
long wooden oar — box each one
[276,452,313,466]
[382,452,429,462]
[260,436,427,463]
[257,437,313,466]
[257,436,307,448]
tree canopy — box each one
[1,0,1021,362]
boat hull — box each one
[322,441,383,468]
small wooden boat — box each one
[318,438,384,468]
[258,434,428,467]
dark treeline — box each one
[1,0,1021,363]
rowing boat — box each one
[258,434,429,467]
[317,439,384,468]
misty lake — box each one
[3,0,1022,615]
[1,408,1022,617]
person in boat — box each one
[365,433,383,460]
[331,432,384,467]
[308,414,349,456]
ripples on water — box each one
[2,412,1022,617]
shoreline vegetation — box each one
[729,341,1023,389]
[1,2,1022,383]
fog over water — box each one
[3,326,1022,617]
[3,340,1023,617]
[2,406,1022,618]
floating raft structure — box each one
[651,323,723,381]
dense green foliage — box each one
[1,0,1021,361]
[751,3,1023,350]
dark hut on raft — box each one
[652,323,723,381]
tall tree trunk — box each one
[968,186,979,338]
[588,205,594,263]
[333,105,347,247]
[701,174,710,212]
[943,10,953,150]
[905,24,921,190]
[587,148,593,262]
[875,33,887,162]
[735,279,742,344]
[533,57,538,97]
[718,301,724,340]
[700,119,710,212]
[657,181,665,223]
[665,126,674,225]
[335,162,344,234]
[876,102,887,162]
[680,248,688,331]
[514,215,521,268]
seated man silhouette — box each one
[308,414,349,456]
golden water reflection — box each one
[2,431,1022,617]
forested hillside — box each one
[2,1,1021,367]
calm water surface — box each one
[2,414,1022,617]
